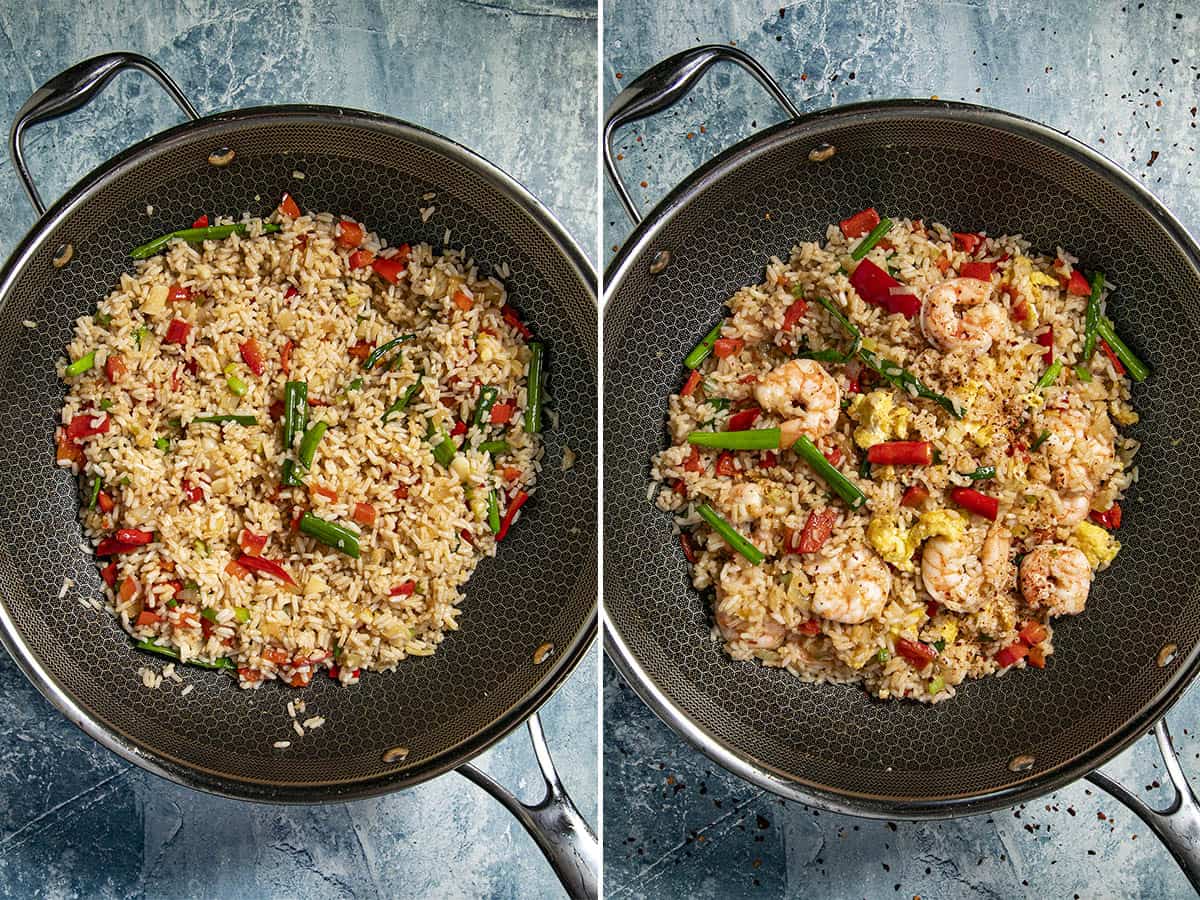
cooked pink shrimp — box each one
[1019,543,1092,616]
[920,277,1007,355]
[753,358,841,445]
[808,545,892,624]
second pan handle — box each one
[602,45,800,224]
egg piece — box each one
[1072,520,1120,569]
[848,390,911,449]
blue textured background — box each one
[0,2,597,898]
[603,1,1199,897]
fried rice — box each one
[57,204,542,689]
[650,213,1142,703]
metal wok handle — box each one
[603,45,800,224]
[8,52,200,215]
[1086,718,1200,892]
[457,712,599,899]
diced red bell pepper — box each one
[796,508,838,553]
[239,667,263,682]
[353,502,377,527]
[279,339,294,375]
[1037,326,1054,364]
[452,290,474,312]
[683,445,704,473]
[502,467,521,482]
[167,282,192,303]
[926,600,940,618]
[726,408,761,432]
[715,451,738,477]
[262,648,291,666]
[394,484,410,500]
[164,319,191,346]
[760,450,778,469]
[236,554,296,586]
[390,581,417,597]
[349,249,375,269]
[371,254,408,284]
[839,207,881,239]
[181,480,204,503]
[337,219,364,248]
[135,610,162,627]
[496,490,530,541]
[1066,269,1091,296]
[239,529,268,556]
[279,192,301,218]
[953,232,983,255]
[1019,621,1049,646]
[97,490,115,513]
[850,259,919,318]
[712,338,744,359]
[490,403,515,425]
[959,260,995,281]
[450,420,468,437]
[118,576,138,604]
[1089,502,1122,530]
[239,338,265,376]
[782,297,809,331]
[192,214,209,228]
[1099,339,1126,376]
[823,446,843,467]
[896,638,937,669]
[348,341,374,361]
[104,354,127,384]
[95,537,141,556]
[995,642,1029,668]
[680,369,702,397]
[100,561,117,587]
[312,485,338,502]
[1027,645,1047,669]
[900,484,930,508]
[67,412,110,440]
[797,618,821,636]
[56,434,83,465]
[950,487,999,521]
[502,304,533,340]
[866,441,933,466]
[680,532,697,564]
[289,671,312,688]
[115,528,153,545]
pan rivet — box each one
[1008,754,1035,773]
[1157,643,1178,668]
[382,746,410,764]
[649,250,671,274]
[208,147,236,167]
[51,243,74,268]
[808,143,837,163]
[533,642,555,665]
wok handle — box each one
[1086,718,1200,891]
[457,712,599,899]
[603,44,800,224]
[8,52,200,215]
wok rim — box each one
[603,97,1200,818]
[0,103,598,803]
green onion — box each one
[877,648,890,663]
[154,436,170,452]
[191,414,258,426]
[794,435,868,510]
[223,364,248,397]
[200,607,218,622]
[859,454,872,480]
[166,599,178,609]
[363,334,415,370]
[333,644,343,659]
[234,607,250,624]
[790,283,804,298]
[430,428,456,467]
[65,351,95,377]
[346,378,363,393]
[850,217,895,261]
[1082,271,1104,362]
[525,341,544,433]
[706,397,731,411]
[298,421,327,470]
[1074,364,1093,383]
[933,639,946,652]
[299,512,361,558]
[88,476,102,509]
[967,466,995,481]
[684,322,723,369]
[282,381,307,449]
[798,295,861,364]
[193,539,208,557]
[130,222,282,259]
[929,675,946,695]
[99,399,113,411]
[696,502,765,565]
[487,489,501,534]
[687,428,781,451]
[94,312,112,327]
[1035,359,1063,391]
[133,639,234,670]
[1030,430,1051,451]
[478,440,510,455]
[382,378,423,423]
[474,386,499,427]
[859,347,961,419]
[135,326,149,348]
[1097,318,1150,382]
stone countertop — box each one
[603,1,1198,897]
[0,2,596,898]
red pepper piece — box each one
[850,259,917,318]
[712,338,744,358]
[1019,621,1048,646]
[726,408,761,432]
[715,452,738,477]
[115,528,153,545]
[239,338,265,376]
[680,369,702,397]
[683,445,703,473]
[490,403,515,425]
[501,304,533,340]
[782,296,809,331]
[866,441,933,466]
[996,642,1029,668]
[239,529,268,556]
[353,502,377,527]
[181,480,204,503]
[1099,339,1126,376]
[192,214,209,228]
[348,249,375,269]
[67,412,110,440]
[104,354,127,384]
[337,220,364,248]
[95,538,141,556]
[390,581,416,597]
[279,192,301,218]
[1037,326,1054,364]
[949,486,999,521]
[97,490,115,513]
[760,450,778,469]
[236,554,296,586]
[371,254,408,284]
[796,508,838,553]
[450,420,468,437]
[959,260,995,281]
[797,618,821,636]
[926,600,940,618]
[164,319,191,345]
[839,207,881,239]
[680,532,697,564]
[1066,269,1091,296]
[901,484,930,508]
[100,561,117,587]
[953,232,983,254]
[496,490,530,541]
[1089,502,1122,530]
[896,638,938,669]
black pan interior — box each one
[604,102,1200,812]
[0,108,596,800]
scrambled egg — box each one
[1008,255,1044,328]
[941,619,959,644]
[1072,520,1121,569]
[867,509,966,572]
[847,390,911,449]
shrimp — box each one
[714,558,785,649]
[981,523,1013,589]
[920,277,1007,356]
[1019,543,1091,616]
[808,545,892,624]
[1052,490,1091,527]
[1043,405,1116,497]
[719,481,767,523]
[753,358,842,445]
[920,535,986,613]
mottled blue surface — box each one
[603,1,1200,897]
[0,2,596,898]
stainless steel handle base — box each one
[8,52,200,215]
[458,712,599,899]
[1086,718,1200,892]
[603,44,800,224]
